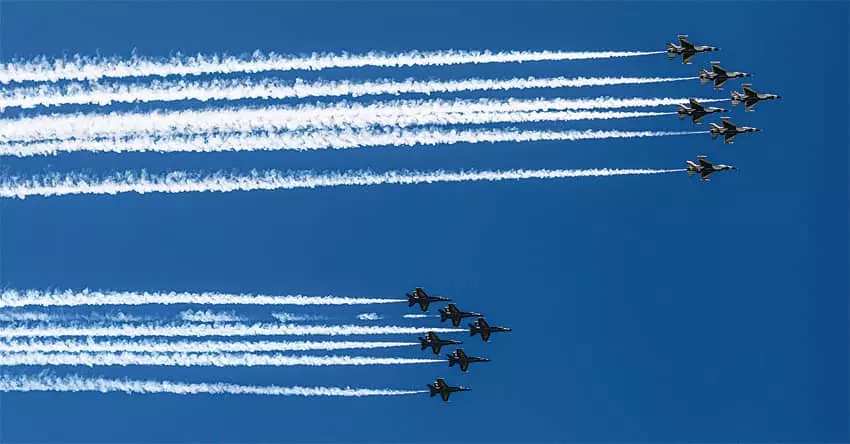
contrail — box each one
[403,314,438,319]
[0,49,666,84]
[0,289,404,308]
[0,338,418,353]
[0,127,705,157]
[0,167,689,200]
[0,373,427,396]
[0,352,443,367]
[357,313,382,321]
[0,323,465,338]
[0,98,685,143]
[0,76,699,110]
[179,310,243,323]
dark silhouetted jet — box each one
[406,287,451,312]
[731,83,781,111]
[677,98,727,124]
[699,61,751,89]
[709,117,760,144]
[427,378,470,402]
[419,331,462,355]
[469,317,512,342]
[687,155,736,182]
[447,348,490,372]
[439,304,482,327]
[666,34,719,64]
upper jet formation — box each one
[709,117,760,144]
[439,304,482,327]
[687,155,736,182]
[666,34,719,64]
[731,83,781,111]
[699,61,751,89]
[677,98,727,124]
[406,287,451,312]
[469,317,512,342]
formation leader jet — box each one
[666,34,719,64]
[731,83,781,111]
[709,117,760,144]
[687,155,736,182]
[419,331,462,355]
[439,304,482,327]
[699,61,751,89]
[677,98,727,124]
[469,317,512,342]
[428,378,470,402]
[406,287,451,312]
[447,348,490,372]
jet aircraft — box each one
[439,304,482,327]
[406,287,451,312]
[469,317,512,342]
[686,155,737,182]
[427,378,470,402]
[446,348,490,372]
[677,98,727,124]
[699,61,751,89]
[731,83,781,111]
[419,331,462,355]
[709,117,760,144]
[666,34,719,64]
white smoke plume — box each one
[357,313,382,321]
[0,352,443,367]
[179,310,243,323]
[0,338,418,353]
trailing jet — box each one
[699,61,751,89]
[709,117,760,144]
[731,83,781,111]
[419,331,462,355]
[687,155,736,182]
[446,348,490,372]
[469,317,512,342]
[677,98,727,124]
[406,287,451,312]
[439,304,482,327]
[427,377,470,402]
[666,34,719,64]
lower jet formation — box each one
[406,287,451,312]
[428,378,470,402]
[687,155,736,182]
[469,317,512,342]
[419,331,462,354]
[439,303,482,327]
[731,83,781,111]
[699,61,751,89]
[677,98,727,124]
[709,117,760,144]
[447,348,490,372]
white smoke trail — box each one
[0,373,426,396]
[0,289,404,308]
[179,310,243,323]
[0,338,418,353]
[357,313,382,321]
[0,312,51,322]
[0,98,684,143]
[0,49,666,84]
[0,323,465,338]
[0,127,705,157]
[403,314,437,319]
[272,313,325,322]
[0,76,699,110]
[0,352,442,367]
[0,167,689,200]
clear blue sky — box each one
[1,1,848,442]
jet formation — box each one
[407,287,512,402]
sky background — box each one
[0,1,848,443]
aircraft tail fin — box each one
[677,105,687,119]
[469,323,479,336]
[731,91,742,106]
[666,42,676,52]
[447,355,456,367]
[428,384,438,397]
[438,309,448,323]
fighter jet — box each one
[439,304,482,327]
[419,331,462,355]
[427,377,470,402]
[666,34,719,64]
[469,317,513,342]
[406,287,451,312]
[709,117,760,144]
[446,348,490,372]
[731,83,781,111]
[677,98,727,124]
[686,155,737,182]
[699,61,751,89]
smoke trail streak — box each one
[357,313,382,321]
[0,49,666,84]
[0,323,465,338]
[0,167,689,200]
[0,352,442,367]
[0,373,426,396]
[0,312,52,322]
[0,127,705,157]
[0,338,418,353]
[0,97,685,143]
[0,289,403,308]
[179,310,242,323]
[272,313,325,322]
[403,314,438,319]
[0,76,699,110]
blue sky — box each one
[0,1,848,442]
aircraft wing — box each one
[426,331,438,341]
[446,304,459,314]
[692,113,705,124]
[688,98,704,110]
[700,170,713,181]
[714,77,728,89]
[480,330,491,342]
[698,157,713,168]
[455,349,466,358]
[724,132,737,144]
[678,35,694,49]
[742,85,757,96]
[722,118,736,130]
[711,63,728,75]
[441,391,450,402]
[414,287,427,298]
[745,100,758,111]
[682,52,695,64]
